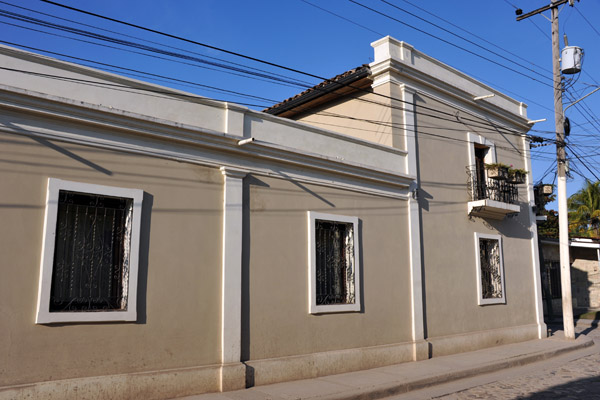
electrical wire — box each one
[299,0,384,36]
[348,0,554,88]
[301,0,556,113]
[0,0,314,87]
[0,19,309,91]
[0,63,559,163]
[398,0,553,74]
[0,0,560,167]
[566,143,600,181]
[39,0,557,139]
[0,9,313,88]
[380,0,553,80]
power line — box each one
[41,0,327,82]
[299,0,384,36]
[397,0,552,74]
[2,31,539,142]
[0,41,280,104]
[574,6,600,39]
[39,1,548,134]
[39,0,547,140]
[566,143,600,181]
[0,63,557,163]
[380,0,553,80]
[0,9,313,88]
[5,31,547,149]
[10,0,556,166]
[0,19,309,91]
[348,0,554,88]
[0,0,314,87]
[302,0,556,113]
[0,66,269,108]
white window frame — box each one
[467,132,497,169]
[474,232,506,306]
[308,211,361,314]
[36,178,143,324]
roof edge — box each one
[263,65,371,116]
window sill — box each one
[309,303,361,314]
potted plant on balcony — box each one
[507,168,527,184]
[484,163,509,180]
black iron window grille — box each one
[479,238,504,299]
[314,219,356,306]
[49,190,133,312]
[467,165,518,204]
[542,261,562,300]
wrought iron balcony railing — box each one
[467,165,518,204]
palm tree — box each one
[568,180,600,238]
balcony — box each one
[467,165,521,220]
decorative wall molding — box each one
[399,84,426,360]
[522,136,547,339]
[220,167,248,391]
[370,59,531,133]
[0,85,413,200]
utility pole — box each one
[516,0,576,339]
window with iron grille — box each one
[308,212,361,314]
[36,179,143,323]
[542,261,562,300]
[474,233,506,305]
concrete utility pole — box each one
[517,0,576,339]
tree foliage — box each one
[568,180,600,238]
[537,208,559,239]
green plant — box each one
[508,168,527,175]
[568,180,600,238]
[538,209,558,239]
[484,163,509,170]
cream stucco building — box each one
[0,36,545,400]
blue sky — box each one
[1,0,599,205]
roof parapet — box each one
[369,36,529,121]
[371,36,415,65]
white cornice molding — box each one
[0,86,413,199]
[245,107,408,157]
[372,63,530,133]
[369,38,531,132]
[220,166,249,179]
[370,37,527,116]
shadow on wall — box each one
[572,267,592,310]
[135,192,154,325]
[478,210,532,240]
[241,175,270,388]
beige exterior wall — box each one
[294,87,397,149]
[0,37,545,396]
[288,77,539,343]
[0,132,223,386]
[412,93,537,338]
[246,176,412,360]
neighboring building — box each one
[0,36,544,400]
[540,238,600,314]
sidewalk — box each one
[174,332,595,400]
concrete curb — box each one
[315,338,595,400]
